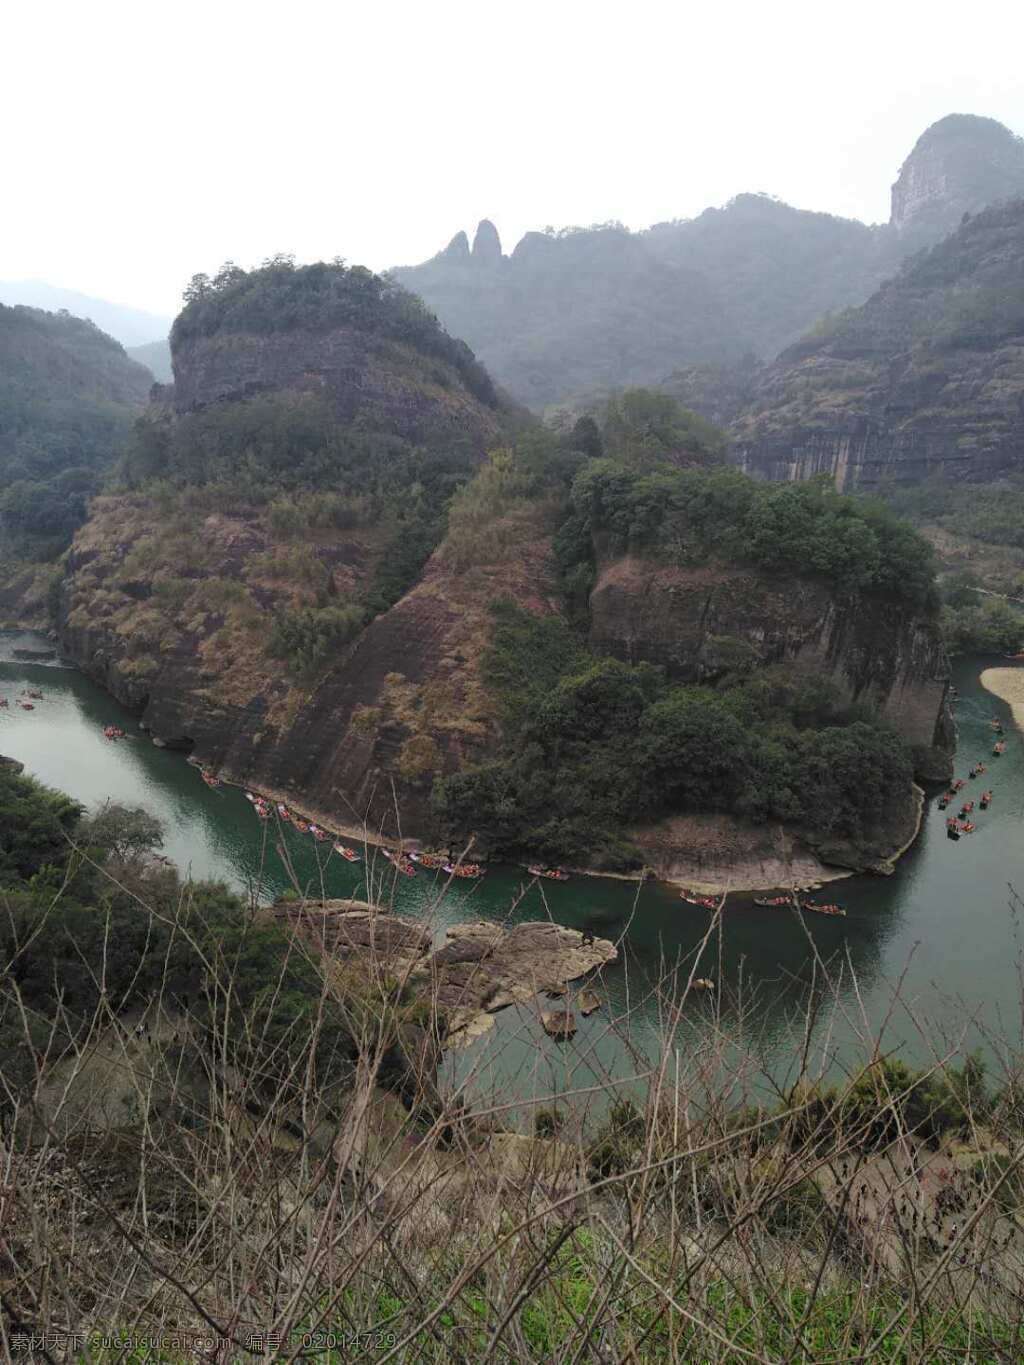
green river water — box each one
[2,629,1023,1103]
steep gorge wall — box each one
[58,497,559,838]
[730,198,1024,492]
[57,507,950,876]
[588,555,950,771]
[731,338,1024,492]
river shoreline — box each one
[0,627,937,897]
[6,638,1024,1080]
[205,762,926,897]
[980,666,1024,730]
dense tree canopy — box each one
[0,765,358,1101]
[171,257,498,407]
[433,604,913,866]
[0,304,150,559]
[557,459,938,609]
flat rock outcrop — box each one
[418,921,617,1042]
[275,902,617,1046]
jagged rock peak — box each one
[890,113,1024,234]
[439,230,470,261]
[471,219,503,264]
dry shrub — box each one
[2,847,1024,1362]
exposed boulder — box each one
[541,1010,577,1039]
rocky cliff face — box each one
[58,492,559,838]
[55,256,952,868]
[56,259,529,836]
[171,326,502,451]
[59,499,949,864]
[471,220,503,265]
[731,199,1024,491]
[589,555,949,764]
[891,114,1024,239]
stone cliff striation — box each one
[582,537,950,879]
[890,114,1024,241]
[58,491,950,875]
[731,200,1024,491]
[588,554,950,772]
[170,325,503,451]
[59,492,558,837]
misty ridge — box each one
[392,113,1024,409]
[4,112,1024,415]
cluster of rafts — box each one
[939,722,1009,840]
[680,888,846,917]
[197,767,488,877]
[0,688,44,711]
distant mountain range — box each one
[394,114,1024,409]
[0,301,153,559]
[0,280,171,349]
[125,338,173,382]
[5,113,1024,416]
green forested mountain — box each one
[0,304,152,558]
[732,197,1024,490]
[393,115,1024,410]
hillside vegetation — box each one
[394,116,1024,409]
[0,304,151,560]
[127,336,172,381]
[433,396,936,866]
[393,203,898,410]
[732,198,1024,491]
[173,257,498,407]
[5,762,1024,1359]
[57,256,514,722]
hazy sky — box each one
[4,0,1023,318]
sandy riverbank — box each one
[626,784,926,895]
[980,667,1024,730]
